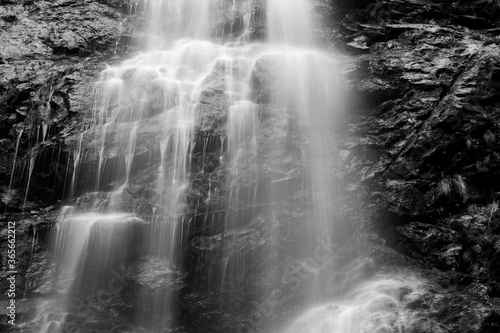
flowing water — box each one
[285,275,434,333]
[20,0,427,332]
[8,127,23,192]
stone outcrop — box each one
[332,0,500,331]
[0,0,125,213]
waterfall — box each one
[20,1,428,333]
[267,0,313,46]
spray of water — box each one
[286,275,436,333]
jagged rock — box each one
[125,256,182,291]
[0,1,120,59]
[0,0,123,209]
[251,54,276,103]
[397,222,462,270]
[341,24,500,220]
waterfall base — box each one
[286,275,441,333]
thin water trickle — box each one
[95,123,108,191]
[8,127,23,192]
[23,149,38,209]
[41,123,48,142]
[69,132,84,200]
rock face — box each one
[332,0,500,331]
[337,0,500,276]
[2,0,500,332]
[0,0,124,213]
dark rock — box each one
[463,282,490,304]
[125,256,181,291]
[480,311,500,333]
[0,323,21,332]
[397,222,462,270]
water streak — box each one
[23,149,38,209]
[8,127,24,192]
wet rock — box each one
[480,311,500,333]
[251,54,276,104]
[24,250,54,295]
[195,87,229,135]
[341,25,500,224]
[397,222,462,270]
[0,215,53,299]
[125,256,181,291]
[211,15,246,39]
[0,1,120,59]
[403,290,428,310]
[0,0,124,210]
[463,282,490,304]
[0,323,21,332]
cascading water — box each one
[285,274,436,333]
[267,0,313,46]
[20,0,431,332]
